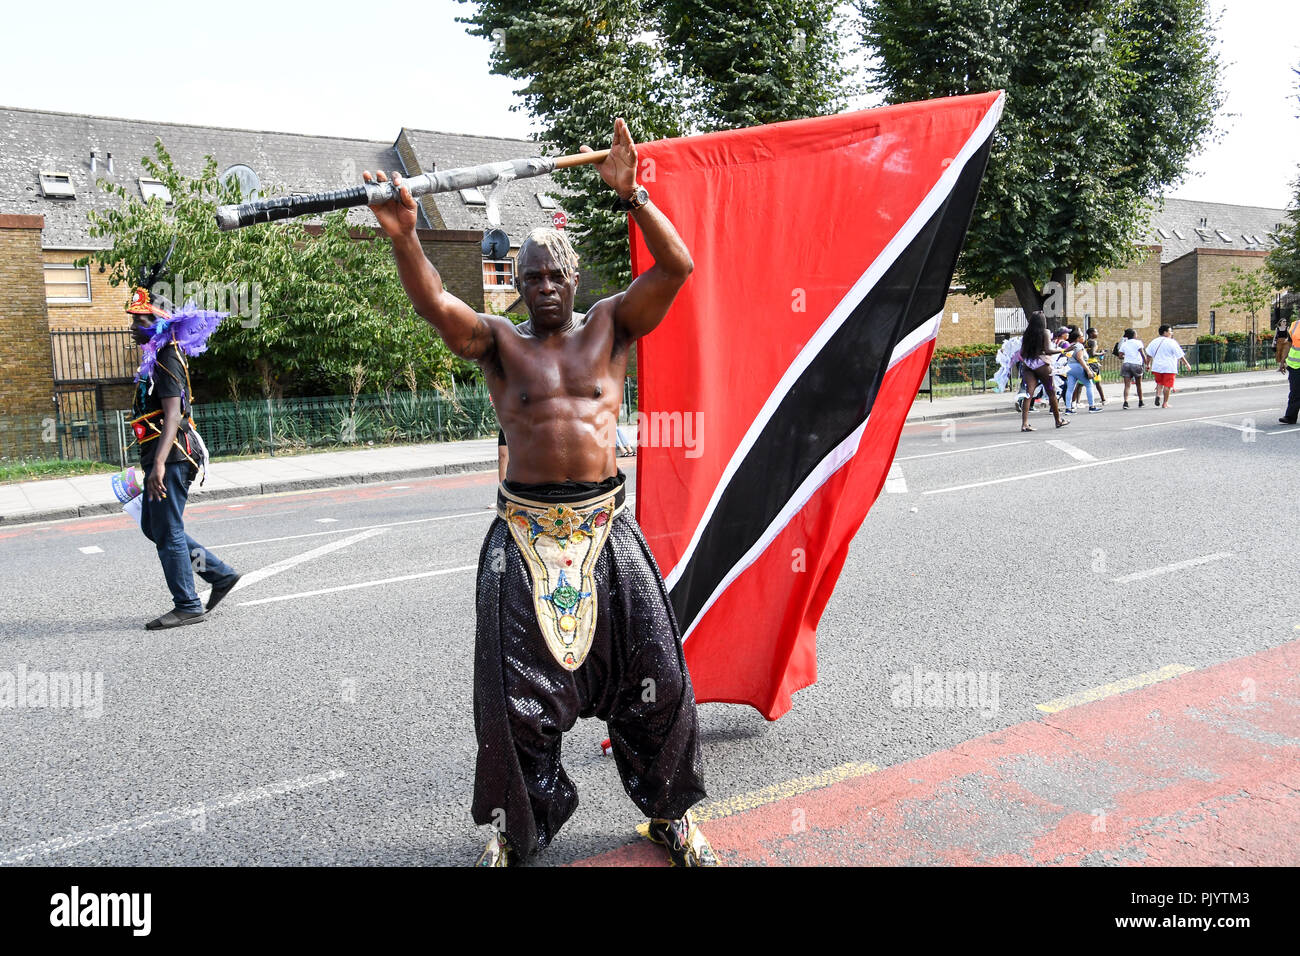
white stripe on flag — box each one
[681,315,939,642]
[664,93,1005,588]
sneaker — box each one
[1065,407,1076,414]
[1155,396,1161,407]
[646,811,719,866]
[1281,418,1298,425]
[1088,406,1101,413]
[1123,402,1130,409]
[1139,400,1145,407]
[475,831,512,867]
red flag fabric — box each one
[630,92,1004,720]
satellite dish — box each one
[221,164,261,200]
[481,228,509,260]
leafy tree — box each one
[653,0,850,130]
[1266,67,1300,299]
[457,0,686,287]
[1213,265,1277,338]
[80,141,464,400]
[857,0,1223,319]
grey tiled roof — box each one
[0,106,564,249]
[400,127,567,243]
[1145,197,1289,263]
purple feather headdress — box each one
[135,302,228,382]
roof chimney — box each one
[106,152,114,174]
[90,149,97,174]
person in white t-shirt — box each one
[1145,325,1191,408]
[1116,328,1147,409]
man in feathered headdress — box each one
[126,252,241,630]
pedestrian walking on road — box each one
[1146,325,1191,409]
[1019,312,1067,431]
[1116,329,1147,408]
[1083,327,1107,405]
[1279,315,1300,424]
[1064,331,1101,414]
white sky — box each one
[3,0,1296,209]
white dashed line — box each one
[884,463,908,493]
[1110,552,1234,584]
[1045,440,1096,462]
[237,564,477,606]
[922,448,1184,495]
[315,518,339,523]
[0,770,347,864]
[78,546,104,554]
[895,440,1030,461]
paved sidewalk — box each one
[0,367,1282,527]
[0,438,499,527]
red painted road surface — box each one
[576,638,1300,866]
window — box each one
[535,193,559,209]
[44,263,91,303]
[1195,227,1213,241]
[139,178,172,204]
[39,170,75,198]
[1172,228,1186,240]
[1216,230,1233,242]
[459,187,486,205]
[483,259,514,288]
[1156,227,1171,239]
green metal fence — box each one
[926,341,1283,398]
[2,380,640,466]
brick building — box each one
[935,197,1289,350]
[0,105,570,435]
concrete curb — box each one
[0,459,499,529]
[905,373,1281,424]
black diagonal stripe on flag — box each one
[668,134,994,635]
[631,92,1004,719]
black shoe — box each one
[1123,402,1129,409]
[1139,400,1145,407]
[145,609,206,630]
[1281,418,1298,425]
[206,573,242,612]
[1155,396,1161,407]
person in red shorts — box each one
[1145,325,1191,409]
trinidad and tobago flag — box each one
[630,91,1004,720]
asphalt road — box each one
[0,379,1293,866]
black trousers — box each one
[471,504,706,859]
[1285,365,1300,422]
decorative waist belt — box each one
[497,481,626,671]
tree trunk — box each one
[1011,275,1044,318]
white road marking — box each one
[1271,427,1300,435]
[922,448,1184,496]
[226,504,246,509]
[1036,665,1195,714]
[199,527,388,603]
[315,518,339,523]
[1203,419,1260,434]
[237,564,477,606]
[1110,551,1233,584]
[78,546,103,554]
[0,770,346,864]
[1121,407,1276,430]
[896,440,1030,461]
[390,485,411,490]
[884,463,908,493]
[211,510,489,549]
[1045,439,1096,462]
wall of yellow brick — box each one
[1196,249,1273,336]
[1161,251,1198,329]
[935,290,995,348]
[42,248,133,331]
[0,217,57,440]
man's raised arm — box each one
[364,169,496,362]
[583,119,694,340]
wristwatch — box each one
[613,185,649,212]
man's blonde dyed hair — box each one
[515,227,580,288]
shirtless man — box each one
[364,118,714,866]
